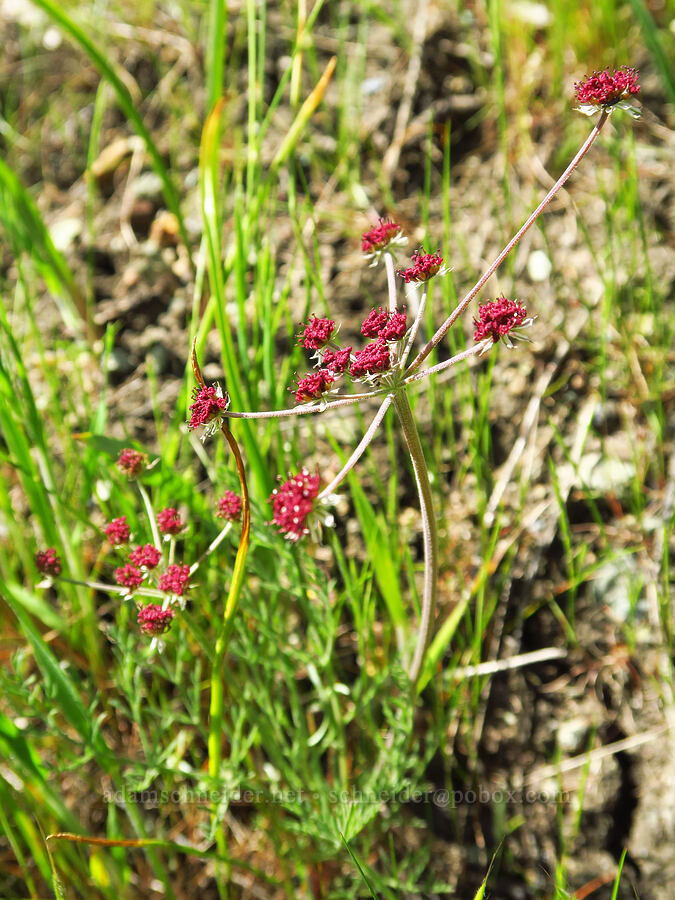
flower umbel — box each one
[299,316,336,351]
[159,563,191,596]
[575,66,640,116]
[188,384,229,438]
[104,516,130,546]
[361,219,404,254]
[269,469,321,542]
[216,491,243,521]
[35,547,61,577]
[473,296,532,348]
[398,251,444,283]
[379,308,407,341]
[137,603,175,636]
[360,307,390,338]
[157,507,185,535]
[322,346,352,374]
[117,448,147,478]
[295,369,335,404]
[115,564,144,590]
[350,339,391,378]
[128,544,162,569]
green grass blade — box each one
[197,98,271,500]
[0,157,87,335]
[626,0,675,108]
[347,471,407,631]
[416,590,472,693]
[205,0,227,111]
[339,832,377,900]
[2,590,108,757]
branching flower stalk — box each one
[33,69,640,696]
[205,71,640,687]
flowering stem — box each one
[318,394,394,500]
[399,283,429,369]
[220,391,384,419]
[189,337,252,800]
[404,342,488,384]
[137,483,162,551]
[189,521,233,575]
[384,251,397,312]
[392,391,438,686]
[405,110,610,376]
[208,421,250,784]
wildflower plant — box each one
[209,70,641,687]
[39,444,245,650]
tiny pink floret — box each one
[216,491,243,522]
[299,316,335,351]
[128,544,162,569]
[35,547,61,577]
[398,251,443,283]
[350,340,391,378]
[269,469,321,542]
[157,508,185,535]
[104,516,130,546]
[138,604,175,636]
[159,564,191,596]
[187,385,228,431]
[115,564,144,590]
[322,347,352,374]
[117,448,147,478]
[473,296,528,343]
[295,369,335,403]
[575,66,640,109]
[361,219,402,254]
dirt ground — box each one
[3,2,675,898]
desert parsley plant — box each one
[35,68,643,690]
[192,67,641,685]
[33,66,645,892]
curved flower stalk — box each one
[188,340,251,783]
[211,72,640,686]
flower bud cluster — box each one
[294,304,410,403]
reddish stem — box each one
[405,110,610,376]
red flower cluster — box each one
[128,544,162,569]
[323,347,352,374]
[575,66,640,109]
[269,469,321,542]
[187,385,228,431]
[361,219,402,254]
[104,516,130,546]
[295,369,335,403]
[398,251,443,283]
[299,316,335,350]
[159,563,191,596]
[216,491,243,522]
[360,307,389,337]
[473,296,528,343]
[35,547,61,577]
[117,448,147,478]
[361,307,407,341]
[115,563,144,590]
[137,604,175,636]
[157,507,184,535]
[350,339,391,377]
